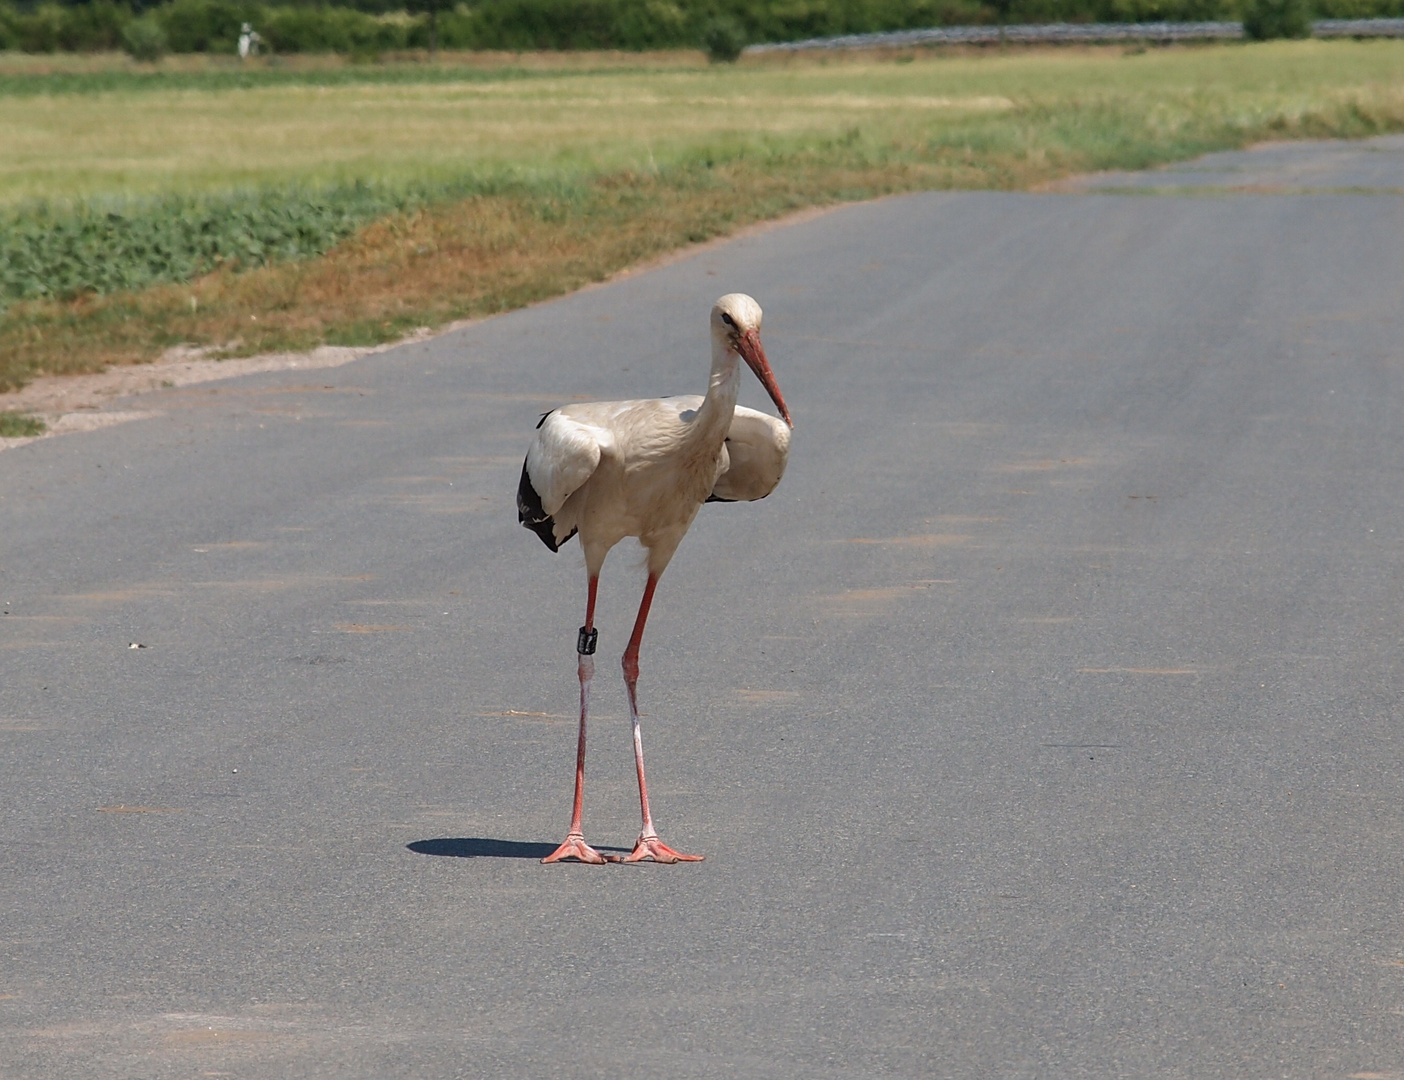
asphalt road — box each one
[3,136,1404,1080]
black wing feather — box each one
[517,457,576,552]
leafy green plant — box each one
[122,14,169,60]
[0,183,422,308]
[0,411,45,438]
[0,169,574,310]
[1243,0,1311,37]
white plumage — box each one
[525,399,790,551]
[518,293,793,865]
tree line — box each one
[1,0,1396,58]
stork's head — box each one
[711,293,792,428]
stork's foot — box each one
[542,832,614,865]
[622,832,704,864]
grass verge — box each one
[3,41,1403,392]
[0,410,46,436]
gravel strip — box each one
[745,17,1404,52]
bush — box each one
[261,5,408,52]
[0,0,135,52]
[58,0,131,49]
[1243,0,1311,36]
[157,0,254,52]
[14,4,66,51]
[443,0,690,51]
[404,0,452,50]
[122,13,169,59]
[702,16,743,59]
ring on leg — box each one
[544,604,612,865]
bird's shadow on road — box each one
[408,837,630,860]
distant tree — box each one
[990,0,1014,41]
[702,17,744,62]
[405,0,454,54]
[1243,0,1311,38]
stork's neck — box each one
[690,333,742,446]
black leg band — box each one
[577,626,598,656]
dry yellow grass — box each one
[1,54,1013,203]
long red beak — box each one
[737,328,792,428]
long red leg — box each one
[621,574,703,864]
[543,575,611,865]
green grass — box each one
[0,410,45,436]
[2,39,1402,390]
[0,46,699,92]
[0,60,551,97]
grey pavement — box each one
[1061,133,1404,194]
[3,136,1404,1079]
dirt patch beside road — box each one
[0,326,464,452]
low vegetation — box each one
[1,40,1402,391]
[2,181,463,305]
[0,410,46,437]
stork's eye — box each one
[721,313,735,327]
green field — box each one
[3,39,1403,391]
[6,41,1403,205]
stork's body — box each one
[517,294,792,864]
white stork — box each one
[517,293,793,864]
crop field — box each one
[3,38,1403,391]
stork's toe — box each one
[622,834,704,864]
[542,833,614,864]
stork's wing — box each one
[655,397,791,503]
[711,405,791,502]
[518,410,612,551]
